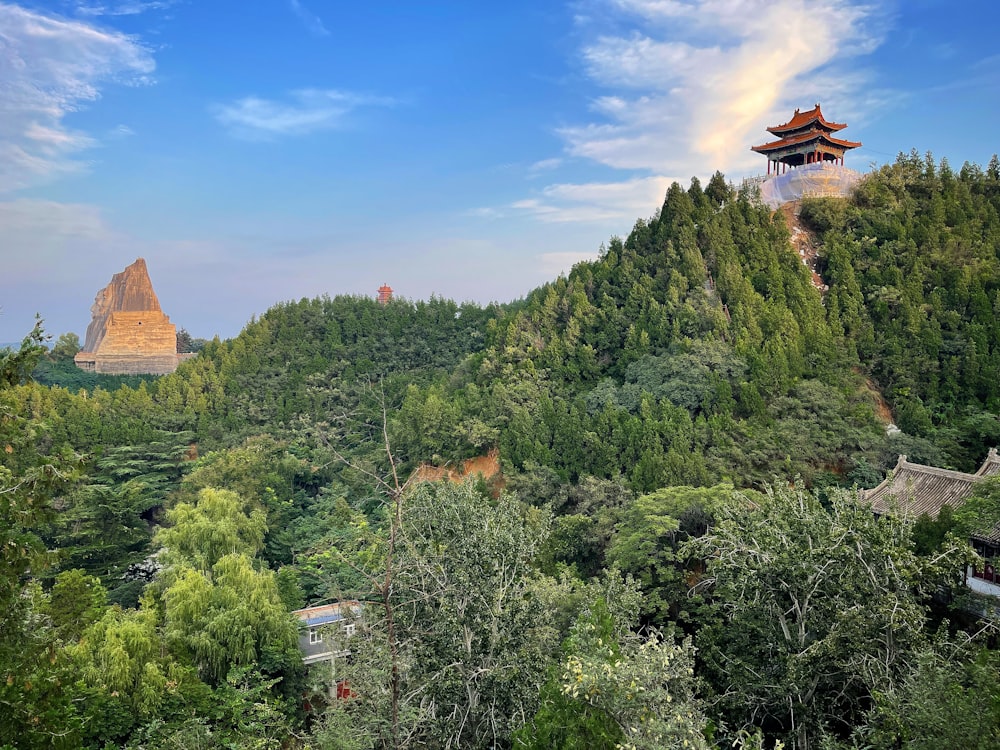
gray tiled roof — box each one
[863,449,1000,545]
[976,448,1000,477]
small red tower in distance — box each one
[377,283,393,305]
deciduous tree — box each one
[688,485,972,750]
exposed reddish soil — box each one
[865,377,895,425]
[411,447,504,494]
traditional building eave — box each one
[862,451,1000,545]
[751,131,862,155]
[766,104,847,135]
[975,447,1000,478]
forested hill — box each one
[104,173,879,488]
[396,154,1000,487]
[172,152,999,493]
[806,153,1000,469]
[434,171,874,490]
[168,294,501,438]
[28,152,1000,484]
[6,151,1000,748]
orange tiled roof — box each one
[767,104,847,134]
[751,130,861,154]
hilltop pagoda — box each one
[377,283,394,305]
[752,104,861,175]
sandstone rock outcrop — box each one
[74,258,185,375]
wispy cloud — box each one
[512,175,673,223]
[0,3,154,192]
[501,0,888,224]
[0,199,120,281]
[213,89,395,139]
[289,0,329,37]
[74,1,179,16]
[528,157,564,174]
[573,0,884,173]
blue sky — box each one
[2,0,1000,342]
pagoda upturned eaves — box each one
[765,104,847,136]
[752,103,860,174]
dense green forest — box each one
[4,151,1000,749]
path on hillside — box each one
[778,201,828,293]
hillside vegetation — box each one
[4,151,1000,749]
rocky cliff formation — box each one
[74,258,185,375]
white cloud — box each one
[528,157,564,174]
[504,0,886,226]
[289,0,329,37]
[512,175,673,223]
[74,1,179,16]
[0,199,110,242]
[0,3,154,192]
[214,89,395,139]
[574,0,884,174]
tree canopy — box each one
[8,152,1000,748]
